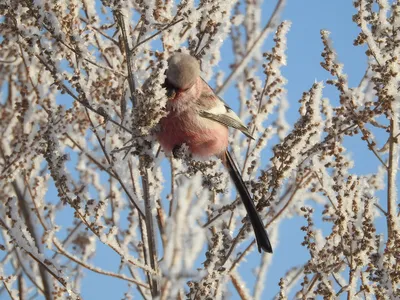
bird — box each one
[156,52,272,253]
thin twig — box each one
[130,18,184,55]
[34,53,133,135]
[216,0,286,95]
[53,239,150,288]
[0,217,81,299]
[11,181,53,300]
[115,12,137,107]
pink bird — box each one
[157,53,272,253]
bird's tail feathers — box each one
[223,150,272,253]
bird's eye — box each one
[166,87,177,99]
[163,79,178,99]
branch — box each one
[216,0,286,95]
[52,239,150,288]
[387,119,397,238]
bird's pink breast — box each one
[157,111,228,158]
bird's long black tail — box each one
[224,150,272,253]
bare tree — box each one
[0,0,399,299]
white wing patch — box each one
[197,78,254,139]
[199,101,254,139]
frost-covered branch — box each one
[1,0,399,298]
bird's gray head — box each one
[166,53,200,90]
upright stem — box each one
[115,11,136,107]
[141,165,159,296]
[387,119,397,239]
[12,182,53,300]
[115,12,159,295]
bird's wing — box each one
[199,79,254,139]
[199,108,254,139]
